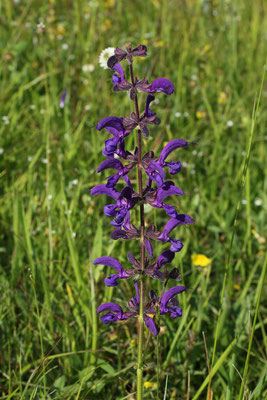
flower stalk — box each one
[91,44,194,399]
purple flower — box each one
[94,256,133,287]
[59,89,67,108]
[145,214,194,253]
[97,158,133,188]
[160,286,186,318]
[91,185,139,228]
[111,64,132,92]
[158,139,188,174]
[96,116,130,158]
[148,78,175,95]
[158,215,194,252]
[144,181,184,218]
[97,302,134,324]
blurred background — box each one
[1,0,266,398]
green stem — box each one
[129,62,145,400]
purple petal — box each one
[144,316,158,336]
[159,139,188,164]
[157,250,175,269]
[94,256,124,274]
[162,204,178,218]
[165,161,181,175]
[111,229,128,240]
[169,239,184,252]
[157,185,184,204]
[96,116,125,137]
[97,159,123,173]
[160,286,186,309]
[134,280,140,304]
[97,302,124,315]
[112,63,125,82]
[161,216,193,237]
[145,95,155,116]
[91,184,119,200]
[59,89,67,108]
[149,78,174,95]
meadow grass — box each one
[0,0,267,398]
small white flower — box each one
[175,112,181,118]
[183,111,189,117]
[36,22,45,34]
[48,194,53,200]
[241,199,248,205]
[191,74,197,81]
[2,116,10,125]
[82,64,95,72]
[254,199,262,206]
[72,179,78,185]
[27,155,33,162]
[99,47,115,69]
[0,148,4,155]
[198,151,203,157]
[51,230,56,235]
[41,158,48,164]
[227,120,234,127]
[62,43,69,50]
[241,151,246,156]
[40,109,45,114]
[30,104,36,110]
[85,104,91,111]
[182,161,188,168]
[72,232,76,238]
[190,169,196,175]
[154,98,160,105]
[192,150,197,156]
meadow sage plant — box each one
[92,43,194,399]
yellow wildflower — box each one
[130,339,136,346]
[155,40,164,47]
[234,284,241,291]
[191,254,211,267]
[144,381,154,389]
[196,110,206,119]
[57,24,66,35]
[218,91,227,104]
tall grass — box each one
[1,0,266,398]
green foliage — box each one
[0,0,266,398]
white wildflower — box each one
[254,199,262,206]
[226,120,234,127]
[99,47,115,69]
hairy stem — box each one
[130,62,145,400]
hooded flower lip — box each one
[97,158,133,188]
[96,116,129,158]
[94,256,133,287]
[145,214,194,253]
[111,64,132,92]
[97,302,134,323]
[158,139,188,175]
[91,185,138,228]
[157,215,194,252]
[160,286,186,318]
[94,253,167,287]
[149,78,175,95]
[144,181,184,219]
